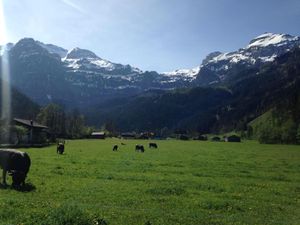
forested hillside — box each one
[86,47,300,143]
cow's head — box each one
[11,171,26,186]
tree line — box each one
[37,103,93,140]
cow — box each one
[113,145,118,151]
[57,143,65,154]
[0,149,31,187]
[149,143,158,149]
[135,144,145,153]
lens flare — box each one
[0,0,12,142]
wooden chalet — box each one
[13,118,49,145]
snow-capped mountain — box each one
[160,33,300,85]
[247,33,298,48]
[63,47,142,75]
[207,33,299,65]
[194,32,300,85]
[2,33,300,108]
[26,32,300,90]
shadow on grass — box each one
[0,183,8,189]
[0,182,36,192]
[14,183,36,192]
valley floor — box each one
[0,139,299,225]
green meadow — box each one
[0,139,299,225]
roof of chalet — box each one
[14,118,48,129]
[91,132,105,136]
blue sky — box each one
[2,0,300,72]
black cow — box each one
[149,143,158,148]
[0,149,31,186]
[57,143,65,154]
[135,145,145,153]
[113,145,118,151]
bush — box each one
[257,119,298,144]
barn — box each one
[225,135,241,142]
[91,132,106,139]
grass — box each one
[0,139,299,225]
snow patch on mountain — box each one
[64,58,81,70]
[207,52,254,66]
[259,54,278,62]
[65,47,98,59]
[162,66,201,80]
[64,57,116,71]
[247,33,298,48]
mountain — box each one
[5,38,196,108]
[86,46,300,138]
[2,32,300,137]
[8,38,77,107]
[64,47,142,74]
[6,33,300,106]
[195,32,300,85]
[62,47,145,97]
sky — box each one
[1,0,300,72]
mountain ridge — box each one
[2,32,300,112]
[4,32,299,88]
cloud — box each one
[61,0,86,14]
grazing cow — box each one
[121,142,126,145]
[0,149,31,186]
[57,143,65,154]
[135,144,145,153]
[113,145,118,151]
[149,143,158,148]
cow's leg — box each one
[2,169,7,185]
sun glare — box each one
[0,0,12,141]
[0,0,6,45]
